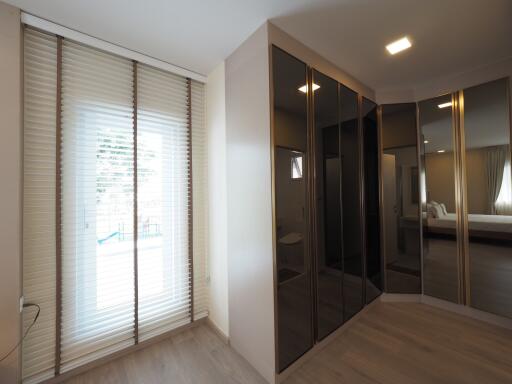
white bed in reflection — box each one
[427,213,512,233]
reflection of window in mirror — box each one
[291,155,303,179]
[496,158,512,214]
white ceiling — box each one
[5,0,512,92]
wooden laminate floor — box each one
[284,301,512,384]
[63,302,512,384]
[62,323,266,384]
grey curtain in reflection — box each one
[486,145,507,214]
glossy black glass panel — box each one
[339,85,363,320]
[419,95,459,303]
[464,78,512,318]
[313,70,343,340]
[381,104,421,293]
[362,98,382,303]
[272,46,313,372]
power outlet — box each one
[19,296,24,313]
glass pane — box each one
[362,98,382,303]
[419,94,459,303]
[381,103,421,293]
[313,70,342,340]
[464,78,512,317]
[272,46,313,371]
[339,85,363,320]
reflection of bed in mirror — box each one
[426,212,512,242]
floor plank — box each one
[283,301,512,384]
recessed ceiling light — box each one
[438,102,452,109]
[437,150,445,153]
[298,83,320,93]
[386,37,412,55]
[424,140,429,144]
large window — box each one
[22,28,208,383]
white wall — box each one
[206,61,229,337]
[0,2,21,382]
[225,23,275,383]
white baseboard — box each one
[206,317,230,345]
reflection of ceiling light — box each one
[298,83,320,93]
[386,37,412,55]
[438,102,452,109]
[437,150,445,153]
[424,140,429,144]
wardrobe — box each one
[271,46,382,371]
[380,78,512,317]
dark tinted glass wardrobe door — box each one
[464,78,512,318]
[339,85,363,320]
[419,94,459,303]
[362,98,382,303]
[381,103,421,293]
[313,70,343,340]
[272,46,313,372]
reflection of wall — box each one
[425,152,456,212]
[275,108,306,151]
[390,146,419,217]
[382,108,417,149]
[425,149,488,214]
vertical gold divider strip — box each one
[133,60,139,344]
[358,95,367,305]
[55,35,63,376]
[376,106,386,292]
[308,68,318,344]
[458,91,470,306]
[186,78,194,323]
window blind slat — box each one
[191,80,209,319]
[136,63,192,342]
[22,28,58,384]
[60,38,136,372]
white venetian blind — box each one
[137,64,192,340]
[60,39,135,371]
[22,28,57,384]
[191,80,209,319]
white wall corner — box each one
[206,61,229,338]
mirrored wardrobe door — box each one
[419,94,460,303]
[312,70,343,340]
[339,85,363,320]
[381,103,421,293]
[463,78,512,318]
[272,46,313,372]
[362,98,382,303]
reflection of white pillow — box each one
[440,203,448,215]
[432,204,444,218]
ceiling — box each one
[5,0,512,93]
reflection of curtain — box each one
[486,146,507,214]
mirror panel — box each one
[313,70,343,339]
[381,103,421,293]
[464,78,512,317]
[272,46,313,371]
[419,95,459,303]
[340,85,363,320]
[362,98,382,303]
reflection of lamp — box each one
[438,102,452,109]
[298,83,320,93]
[437,150,445,153]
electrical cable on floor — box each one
[0,303,40,363]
